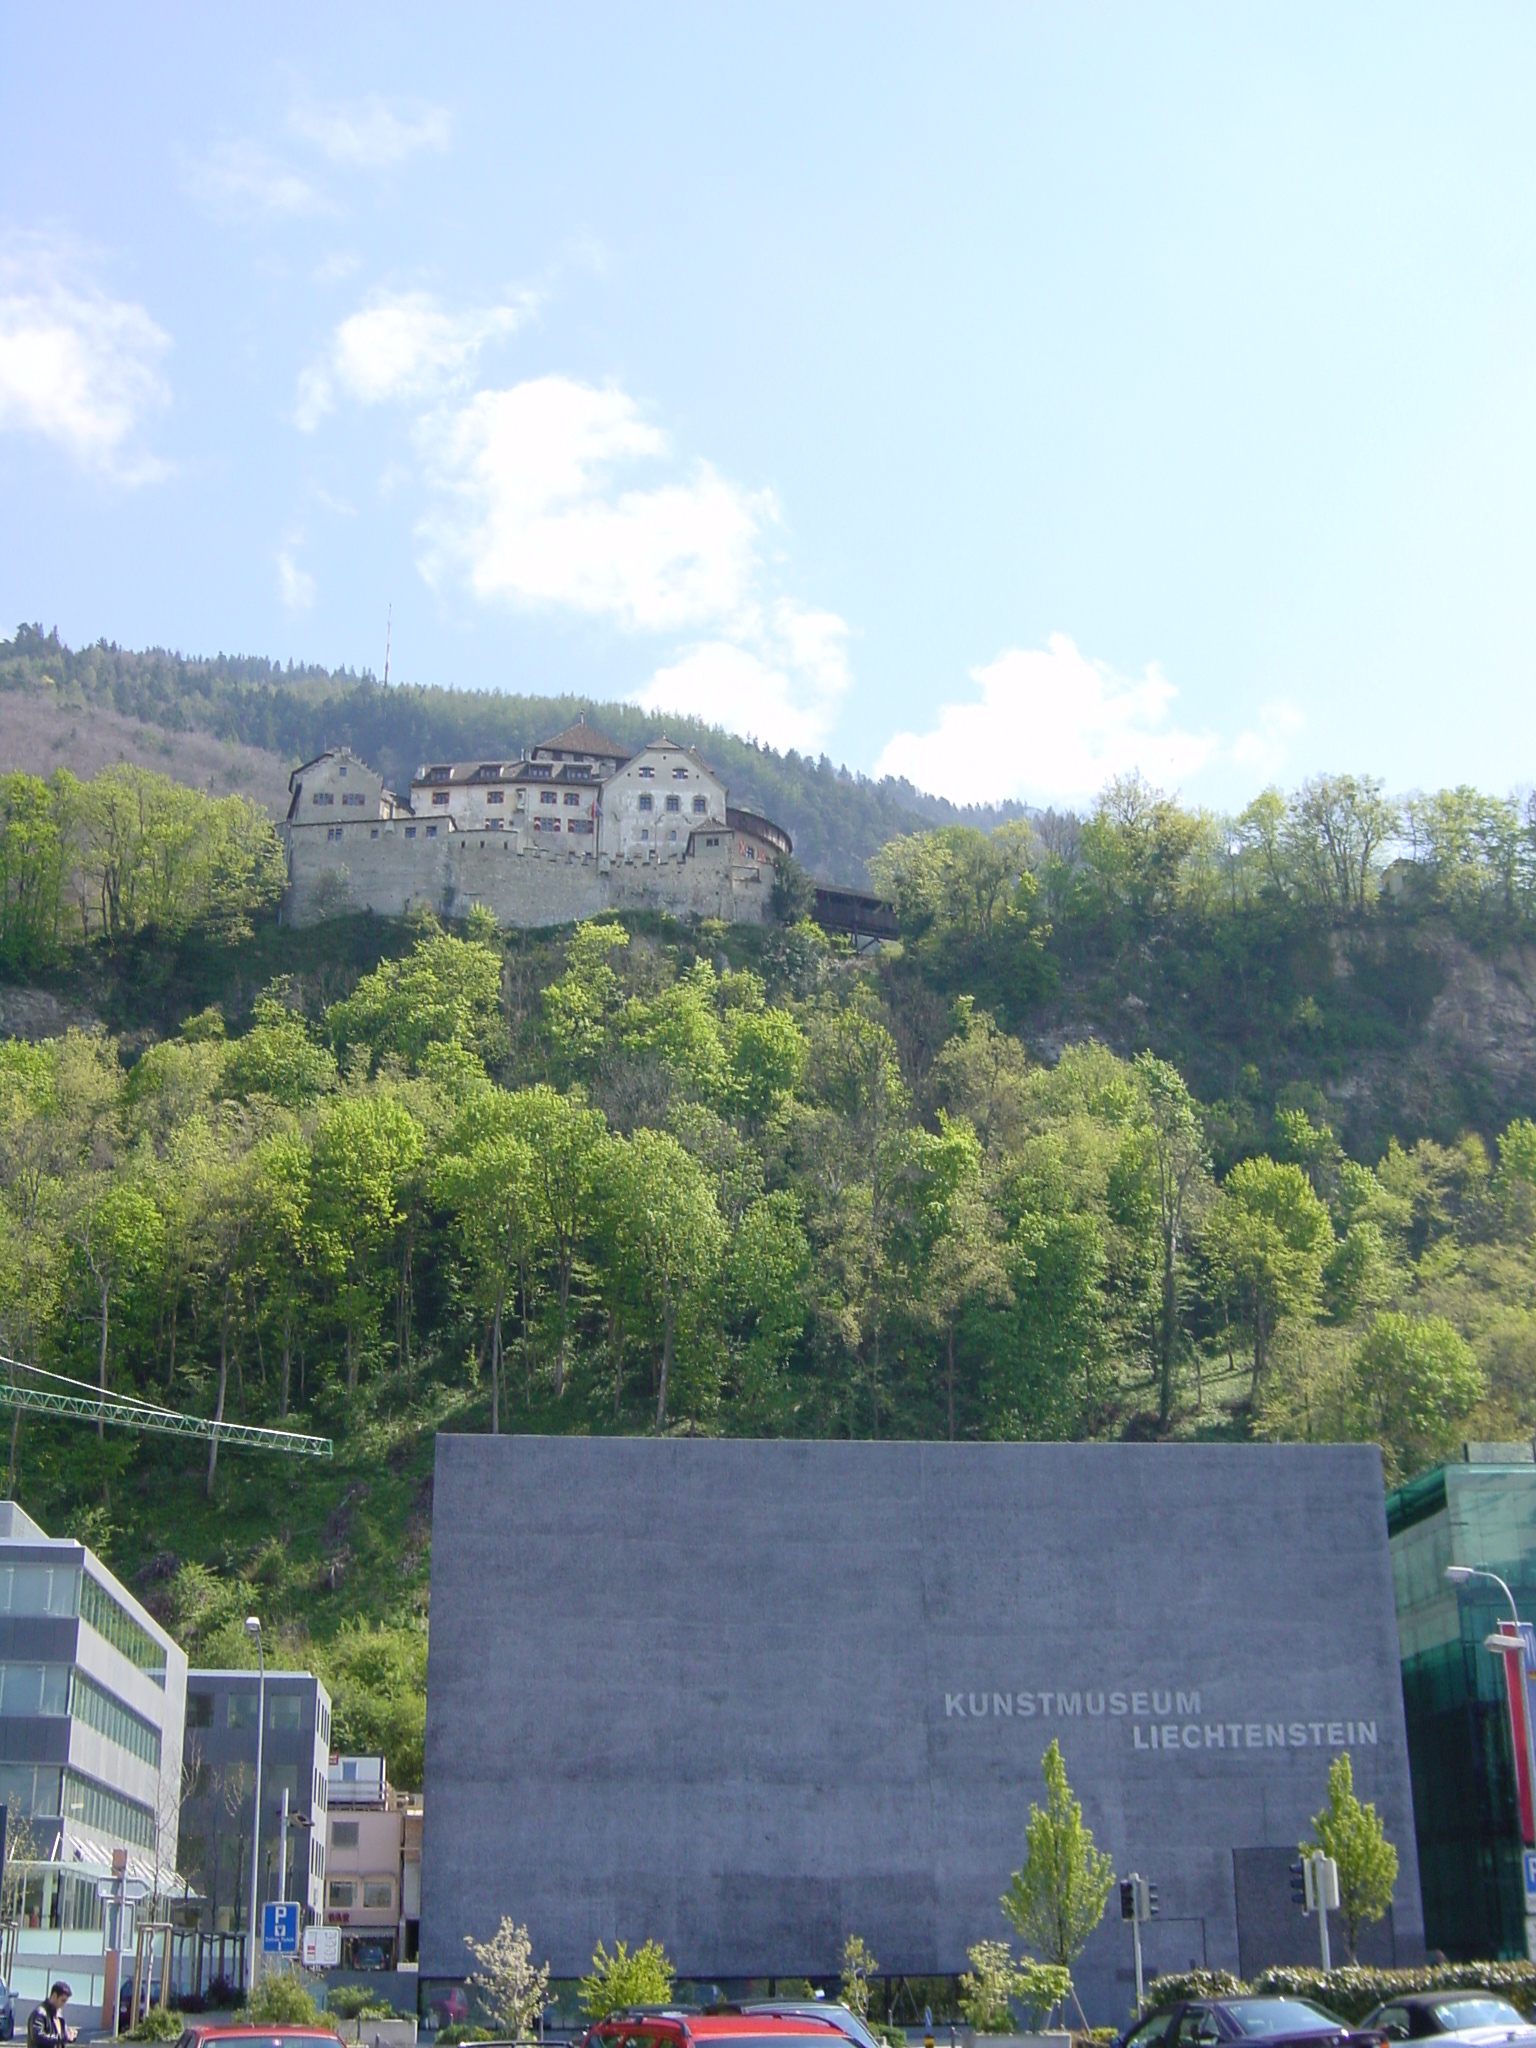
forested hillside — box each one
[3,729,1536,1786]
[0,625,1027,884]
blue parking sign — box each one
[263,1901,301,1954]
[1524,1851,1536,1912]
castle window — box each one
[669,829,678,842]
[665,795,681,813]
[312,793,334,806]
[707,837,719,847]
[639,794,653,812]
[426,825,438,838]
[673,767,688,779]
[486,791,504,805]
[342,793,366,807]
[540,791,557,805]
[370,828,380,839]
[692,796,707,813]
[638,766,654,779]
[405,826,417,839]
[563,793,580,807]
[640,828,648,841]
[338,765,348,778]
[326,827,341,841]
[432,790,450,806]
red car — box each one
[586,2016,857,2048]
[177,2027,346,2048]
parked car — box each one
[1361,1998,1536,2046]
[0,1975,14,2040]
[584,2012,855,2048]
[176,2027,346,2048]
[1121,1998,1383,2048]
[742,2007,883,2048]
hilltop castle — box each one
[281,721,793,929]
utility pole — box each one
[244,1618,266,1995]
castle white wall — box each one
[283,816,771,929]
[603,743,726,860]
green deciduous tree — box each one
[1001,1739,1114,1992]
[839,1935,878,2020]
[1203,1158,1334,1399]
[1303,1751,1398,1961]
[579,1940,673,2021]
[1350,1312,1485,1481]
[607,1127,726,1430]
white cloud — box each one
[277,544,315,611]
[875,634,1220,807]
[641,602,852,754]
[291,96,451,168]
[187,141,331,220]
[0,245,170,482]
[1231,698,1305,780]
[295,290,534,429]
[417,374,769,632]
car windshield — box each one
[1222,2002,1341,2037]
[1431,2005,1526,2031]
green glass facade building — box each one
[1387,1447,1536,1960]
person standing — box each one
[28,1982,76,2048]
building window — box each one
[329,1880,356,1909]
[405,826,416,839]
[69,1670,161,1767]
[363,1880,393,1910]
[666,795,681,812]
[563,792,580,807]
[370,827,380,839]
[640,828,648,841]
[269,1693,303,1732]
[486,791,504,805]
[0,1565,78,1619]
[0,1663,68,1715]
[187,1691,214,1729]
[331,1820,359,1849]
[62,1769,154,1848]
[326,827,341,841]
[638,766,654,778]
[693,796,707,813]
[342,793,366,807]
[312,793,334,806]
[431,791,450,806]
[669,829,678,842]
[638,794,653,812]
[79,1573,165,1684]
[673,767,688,778]
[425,824,438,838]
[227,1691,257,1729]
[540,791,557,805]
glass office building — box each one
[1387,1446,1536,1960]
[0,1500,189,2012]
[179,1668,331,1931]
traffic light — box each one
[1121,1880,1136,1922]
[1145,1882,1159,1920]
[1290,1860,1307,1909]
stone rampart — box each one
[283,823,771,929]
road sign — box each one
[1524,1850,1536,1912]
[262,1901,300,1955]
[303,1925,341,1969]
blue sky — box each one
[2,3,1534,809]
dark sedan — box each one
[1361,1996,1536,2046]
[1123,1997,1382,2048]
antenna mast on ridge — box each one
[383,602,392,689]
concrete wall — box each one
[419,1439,1423,2020]
[284,818,770,929]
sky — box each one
[2,4,1535,812]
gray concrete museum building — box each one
[420,1439,1423,2017]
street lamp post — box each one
[245,1616,266,1995]
[1446,1564,1536,1956]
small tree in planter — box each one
[1002,1739,1115,2022]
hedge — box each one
[1146,1965,1536,2024]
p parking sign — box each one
[262,1901,300,1954]
[1523,1850,1536,1913]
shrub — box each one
[327,1987,401,2021]
[243,1968,321,2026]
[126,2008,184,2042]
[437,2028,497,2044]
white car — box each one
[1362,1996,1536,2048]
